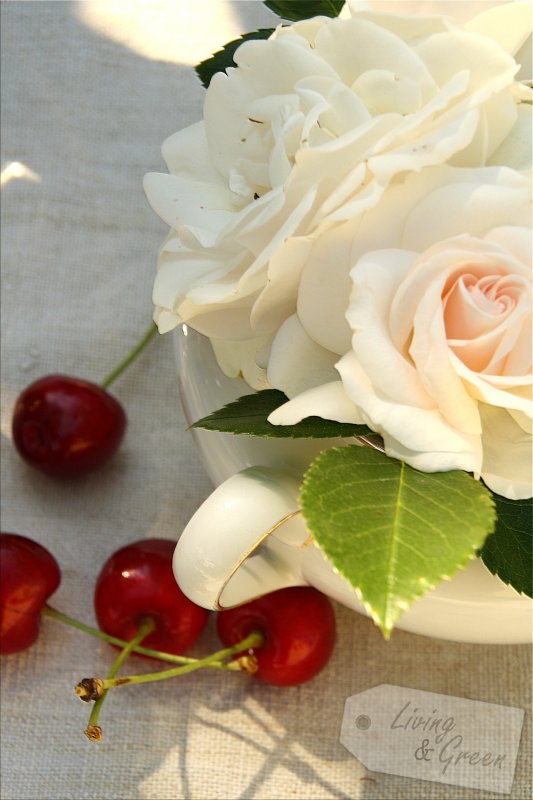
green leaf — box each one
[264,0,344,21]
[300,446,496,637]
[195,29,274,88]
[191,389,372,439]
[480,494,532,597]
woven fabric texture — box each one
[1,3,531,799]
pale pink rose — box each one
[268,165,532,499]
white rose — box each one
[347,0,521,25]
[268,165,532,500]
[144,3,530,346]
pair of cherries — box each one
[0,534,336,688]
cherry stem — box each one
[85,617,156,741]
[42,605,235,670]
[100,322,157,389]
[79,630,264,694]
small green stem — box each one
[42,606,231,669]
[100,322,157,389]
[96,630,264,691]
[85,618,155,740]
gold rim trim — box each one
[301,533,314,548]
[214,509,304,611]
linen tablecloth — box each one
[1,3,531,798]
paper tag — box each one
[340,685,524,794]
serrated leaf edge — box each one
[195,28,275,88]
[480,552,528,596]
[480,540,533,598]
[190,391,372,440]
[299,447,496,638]
[479,492,533,597]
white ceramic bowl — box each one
[175,325,532,644]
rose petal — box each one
[161,122,225,184]
[348,2,503,26]
[292,114,398,226]
[401,168,530,250]
[297,221,355,355]
[445,275,531,375]
[478,404,533,499]
[450,351,533,417]
[500,307,532,376]
[488,104,533,171]
[211,336,272,391]
[450,89,517,166]
[177,295,259,340]
[153,250,241,326]
[485,226,532,266]
[465,2,532,57]
[153,308,179,335]
[267,380,365,425]
[267,315,340,398]
[367,104,480,183]
[204,37,336,179]
[298,76,371,137]
[236,186,317,291]
[353,69,423,115]
[337,352,482,472]
[251,237,313,333]
[348,248,437,408]
[315,16,435,93]
[143,173,235,232]
[509,408,533,435]
[415,30,517,96]
[445,273,524,339]
[515,34,532,82]
[407,275,482,434]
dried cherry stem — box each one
[42,605,235,670]
[76,630,264,697]
[84,617,155,741]
[100,322,157,389]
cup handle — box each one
[173,466,311,609]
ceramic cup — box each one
[174,326,532,644]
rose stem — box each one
[84,617,156,741]
[42,605,236,670]
[76,630,264,696]
[100,321,158,389]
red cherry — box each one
[216,587,336,686]
[94,539,209,657]
[12,375,127,477]
[0,533,61,655]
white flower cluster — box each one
[145,1,532,499]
